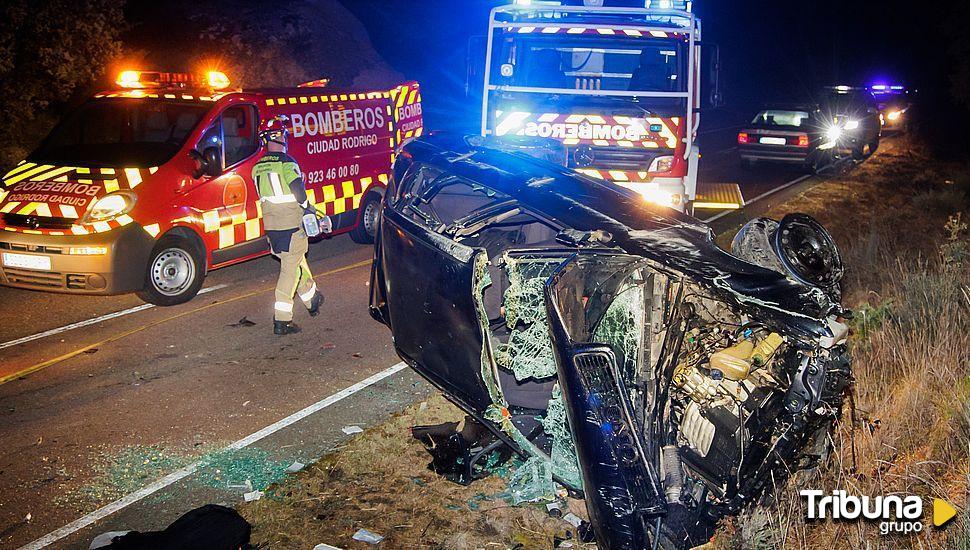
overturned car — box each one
[369,134,851,549]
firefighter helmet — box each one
[259,116,290,148]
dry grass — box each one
[239,394,588,549]
[241,137,968,549]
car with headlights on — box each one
[370,133,852,549]
[816,86,882,161]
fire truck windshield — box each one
[29,99,210,167]
[491,34,685,94]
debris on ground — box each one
[227,317,257,328]
[239,394,591,549]
[244,490,264,502]
[351,528,384,544]
[341,426,364,435]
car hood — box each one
[0,163,151,222]
[409,135,835,339]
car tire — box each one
[866,135,880,157]
[350,191,382,245]
[136,234,206,306]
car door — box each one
[375,161,511,412]
[185,104,264,265]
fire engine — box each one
[0,70,423,305]
[480,0,741,212]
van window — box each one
[29,99,209,167]
[195,105,259,172]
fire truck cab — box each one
[0,70,423,305]
[481,0,739,212]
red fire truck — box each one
[0,70,423,305]
[480,0,741,213]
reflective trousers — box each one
[271,230,317,322]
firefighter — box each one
[253,116,324,335]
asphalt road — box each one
[0,130,829,549]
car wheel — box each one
[350,191,382,245]
[136,235,205,306]
[866,135,880,157]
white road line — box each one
[0,284,228,351]
[702,174,812,224]
[18,361,409,550]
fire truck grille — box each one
[570,147,661,171]
[2,213,76,230]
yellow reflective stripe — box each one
[5,164,55,186]
[58,204,78,218]
[28,166,76,182]
[116,214,134,226]
[341,180,355,197]
[103,179,120,193]
[93,221,112,233]
[17,202,39,215]
[202,210,220,232]
[1,201,21,213]
[71,225,89,235]
[143,223,161,237]
[322,186,337,203]
[218,225,235,248]
[245,218,262,241]
[3,162,37,179]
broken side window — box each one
[397,162,512,232]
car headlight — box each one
[648,155,674,173]
[844,119,860,130]
[83,192,137,223]
[887,110,902,122]
[825,125,843,142]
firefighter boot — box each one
[274,320,302,336]
[308,291,325,317]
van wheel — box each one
[137,235,205,306]
[350,192,382,245]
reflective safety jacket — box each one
[251,152,311,231]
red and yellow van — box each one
[0,70,423,304]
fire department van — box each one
[0,70,423,305]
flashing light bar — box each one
[115,70,231,91]
[513,0,692,9]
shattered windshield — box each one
[29,98,209,167]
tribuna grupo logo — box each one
[801,490,959,535]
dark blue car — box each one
[370,134,852,549]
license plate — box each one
[759,136,787,146]
[2,252,52,271]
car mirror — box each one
[202,146,223,178]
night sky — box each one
[339,0,963,137]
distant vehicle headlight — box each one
[844,119,861,130]
[825,125,843,143]
[83,192,137,223]
[887,110,903,121]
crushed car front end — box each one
[371,134,851,549]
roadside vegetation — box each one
[715,137,970,549]
[238,136,968,549]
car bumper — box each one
[0,224,155,295]
[739,145,811,164]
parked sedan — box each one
[737,104,818,170]
[370,133,851,549]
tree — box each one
[0,0,126,169]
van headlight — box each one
[83,192,137,223]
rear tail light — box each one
[796,134,809,147]
[737,132,749,145]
